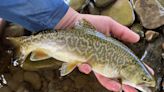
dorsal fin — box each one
[74,19,96,30]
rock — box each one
[24,71,41,90]
[162,43,164,50]
[93,0,116,8]
[12,70,24,83]
[162,53,164,59]
[158,0,164,7]
[0,18,5,36]
[162,79,164,91]
[145,30,159,42]
[101,0,135,26]
[16,83,30,92]
[88,2,100,15]
[64,0,89,11]
[0,86,12,92]
[3,23,25,37]
[42,70,54,81]
[134,0,164,29]
[131,23,144,37]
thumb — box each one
[78,64,92,74]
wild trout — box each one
[7,19,156,92]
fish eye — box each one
[142,76,148,81]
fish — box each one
[7,19,156,92]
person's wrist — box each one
[55,7,80,29]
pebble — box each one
[93,0,116,8]
[12,70,24,83]
[162,43,164,50]
[101,0,135,26]
[134,0,164,29]
[0,18,5,36]
[162,80,164,91]
[0,86,12,92]
[88,2,100,15]
[131,23,144,37]
[145,30,159,42]
[162,53,164,59]
[24,71,41,90]
[16,83,30,92]
[4,23,25,37]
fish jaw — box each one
[122,81,152,92]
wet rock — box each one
[3,23,25,37]
[88,2,100,15]
[64,0,89,11]
[134,0,164,29]
[0,86,12,92]
[93,0,116,8]
[145,30,159,42]
[131,23,144,37]
[162,79,164,91]
[162,43,164,50]
[24,71,41,90]
[42,70,54,81]
[101,0,135,26]
[6,78,21,91]
[158,0,164,7]
[16,83,30,92]
[162,53,164,59]
[142,35,164,91]
[12,70,24,83]
[0,18,6,36]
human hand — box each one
[55,8,140,43]
[78,64,154,92]
[55,7,141,92]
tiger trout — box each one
[7,19,156,92]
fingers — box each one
[94,72,122,92]
[78,64,139,92]
[108,18,140,43]
[81,14,140,43]
[78,64,92,74]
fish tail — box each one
[6,36,24,47]
[6,37,26,62]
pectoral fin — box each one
[30,50,50,61]
[59,62,80,76]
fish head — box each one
[121,63,156,89]
[128,71,156,87]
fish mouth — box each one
[137,81,156,88]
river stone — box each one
[64,0,89,11]
[3,23,25,37]
[0,86,12,92]
[24,71,41,90]
[101,0,135,26]
[162,43,164,50]
[131,23,144,37]
[134,0,164,29]
[88,2,100,15]
[93,0,116,8]
[145,30,159,42]
[0,18,5,36]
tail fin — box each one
[6,36,24,47]
[6,36,26,62]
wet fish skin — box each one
[7,20,156,92]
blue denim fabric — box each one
[0,0,69,32]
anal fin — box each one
[59,62,80,76]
